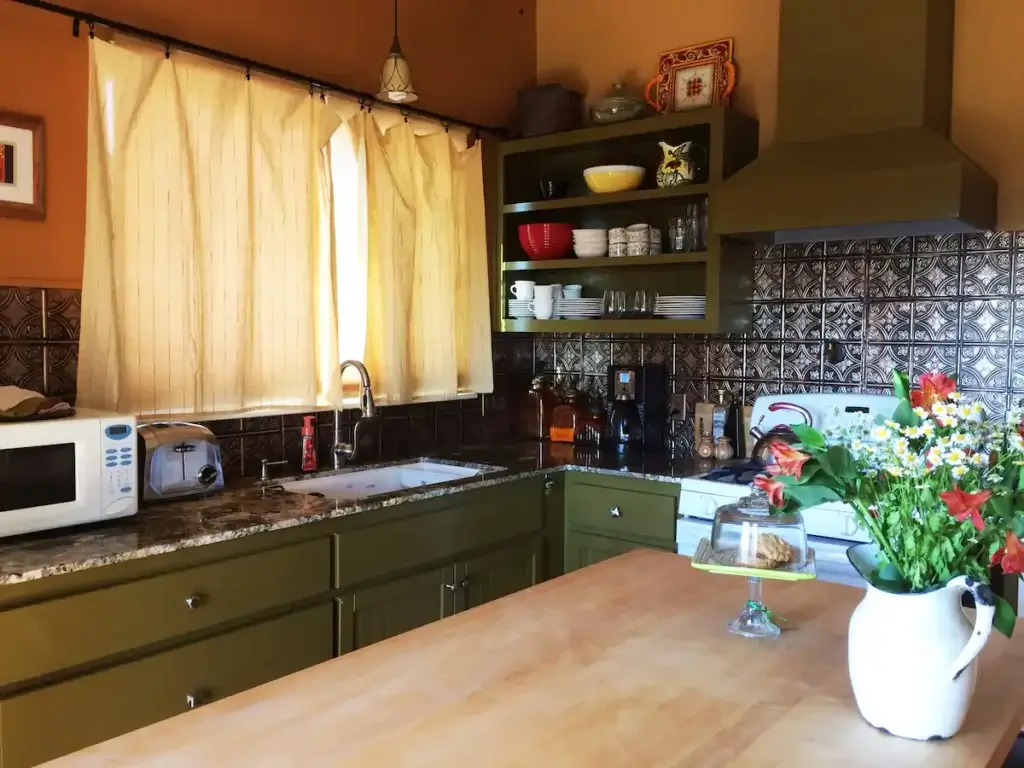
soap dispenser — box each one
[301,416,318,471]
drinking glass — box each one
[602,290,626,318]
[633,290,656,318]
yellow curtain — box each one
[78,38,341,415]
[331,107,493,404]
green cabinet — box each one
[0,604,333,768]
[336,568,450,654]
[563,473,679,573]
[458,537,543,612]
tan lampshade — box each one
[378,41,418,104]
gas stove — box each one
[676,392,899,588]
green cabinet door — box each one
[564,531,672,573]
[337,568,450,654]
[458,537,543,612]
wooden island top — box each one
[48,550,1024,767]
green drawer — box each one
[565,532,672,572]
[566,481,677,544]
[334,479,544,588]
[0,604,333,768]
[0,538,331,688]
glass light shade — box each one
[378,49,418,103]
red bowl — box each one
[518,223,573,260]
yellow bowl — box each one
[583,165,645,194]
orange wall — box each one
[537,0,1024,230]
[0,0,537,288]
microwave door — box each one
[0,442,78,513]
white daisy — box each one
[949,392,962,401]
[957,404,974,419]
[937,416,959,428]
[933,403,950,417]
[946,448,967,464]
[913,406,929,419]
[893,438,910,455]
[871,426,891,441]
[920,422,935,437]
[903,426,922,439]
[951,465,968,479]
[969,452,987,467]
[886,466,904,477]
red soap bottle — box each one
[301,416,318,471]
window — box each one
[77,38,492,416]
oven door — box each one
[0,418,100,535]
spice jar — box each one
[575,400,607,446]
[520,376,555,440]
[550,383,584,443]
[696,418,715,459]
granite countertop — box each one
[0,443,722,586]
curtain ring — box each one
[245,67,251,81]
[72,18,81,38]
[87,21,95,39]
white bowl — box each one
[574,246,608,258]
[573,228,607,238]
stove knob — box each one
[197,465,219,486]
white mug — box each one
[627,241,650,257]
[550,283,563,299]
[609,242,628,258]
[529,296,555,320]
[563,284,583,299]
[533,284,558,301]
[510,280,535,299]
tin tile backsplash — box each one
[7,231,1024,468]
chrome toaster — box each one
[137,422,224,501]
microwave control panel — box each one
[100,417,138,519]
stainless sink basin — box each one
[279,461,482,502]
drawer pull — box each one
[544,478,556,494]
[186,691,204,710]
[184,593,205,610]
[444,578,470,592]
[610,506,622,518]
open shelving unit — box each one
[490,107,759,334]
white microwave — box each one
[0,408,138,538]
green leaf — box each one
[1017,465,1024,490]
[995,595,1017,638]
[825,445,856,480]
[783,482,842,509]
[987,494,1012,522]
[892,370,911,402]
[1011,517,1024,538]
[890,399,920,428]
[790,424,826,451]
[871,562,908,593]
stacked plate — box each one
[557,298,603,318]
[508,299,533,318]
[655,295,706,319]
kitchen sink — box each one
[279,461,482,502]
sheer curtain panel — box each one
[77,38,341,416]
[330,108,493,405]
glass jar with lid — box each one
[550,383,584,443]
[710,488,809,638]
[520,376,555,440]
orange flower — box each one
[991,532,1024,574]
[769,441,810,480]
[910,372,957,409]
[753,474,785,508]
[939,485,992,532]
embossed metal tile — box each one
[753,259,783,300]
[582,340,611,375]
[913,254,961,297]
[825,258,867,298]
[751,303,783,339]
[866,255,911,298]
[783,302,823,340]
[0,344,45,391]
[866,302,912,342]
[43,289,81,340]
[782,259,824,300]
[745,342,782,380]
[912,300,960,342]
[960,299,1011,344]
[863,344,911,384]
[0,288,43,339]
[962,251,1012,297]
[782,342,822,382]
[707,342,744,378]
[910,344,958,379]
[958,346,1010,390]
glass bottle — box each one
[711,388,729,441]
[550,383,584,443]
[520,376,555,440]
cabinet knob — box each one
[543,478,556,493]
[444,578,470,592]
[186,692,203,710]
[610,506,622,518]
[184,593,205,610]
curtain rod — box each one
[11,0,506,137]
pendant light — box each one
[377,0,418,103]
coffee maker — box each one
[606,363,668,450]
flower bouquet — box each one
[752,371,1022,739]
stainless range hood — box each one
[715,0,996,244]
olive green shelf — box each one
[489,106,760,335]
[502,184,710,214]
[501,252,709,272]
[499,318,713,334]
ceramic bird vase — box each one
[656,141,705,188]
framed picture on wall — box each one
[0,111,45,220]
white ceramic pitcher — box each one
[847,574,995,740]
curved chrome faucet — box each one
[333,360,378,469]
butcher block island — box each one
[47,551,1024,767]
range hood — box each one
[716,0,996,244]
